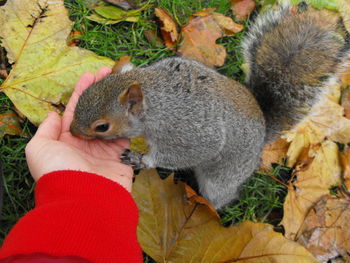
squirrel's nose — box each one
[69,122,93,140]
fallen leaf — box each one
[284,82,350,167]
[0,110,24,138]
[132,169,317,263]
[87,13,139,24]
[260,138,290,172]
[341,87,350,119]
[230,0,256,21]
[0,0,114,125]
[281,140,342,240]
[297,195,350,262]
[104,0,137,10]
[336,0,350,28]
[111,56,132,74]
[88,3,149,24]
[340,146,350,190]
[178,9,243,67]
[67,30,82,47]
[143,29,164,48]
[154,8,179,47]
[185,183,219,218]
[82,0,100,8]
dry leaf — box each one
[0,0,114,125]
[67,30,82,47]
[338,0,350,34]
[111,56,132,74]
[297,195,350,262]
[341,87,350,119]
[260,138,289,172]
[143,29,164,48]
[230,0,256,21]
[340,57,350,86]
[0,110,24,138]
[185,183,219,218]
[284,83,350,167]
[340,146,350,190]
[178,9,243,67]
[132,169,317,263]
[281,140,342,240]
[155,8,179,47]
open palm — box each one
[25,68,134,192]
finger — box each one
[62,72,95,132]
[114,138,130,149]
[34,112,62,140]
[95,67,112,82]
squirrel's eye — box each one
[94,123,110,133]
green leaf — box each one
[93,4,150,22]
[87,13,139,24]
[0,0,114,125]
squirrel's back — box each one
[243,4,349,141]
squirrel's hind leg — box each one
[194,157,258,209]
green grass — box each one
[0,0,287,255]
[0,92,35,241]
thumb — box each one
[34,112,62,140]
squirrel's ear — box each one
[118,82,144,114]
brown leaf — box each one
[259,138,289,172]
[143,29,164,48]
[339,57,350,86]
[132,169,317,263]
[155,8,179,48]
[230,0,256,21]
[340,146,350,190]
[0,110,25,138]
[184,183,219,218]
[297,195,350,262]
[280,141,342,240]
[111,56,133,74]
[177,9,243,67]
[341,86,350,119]
[67,30,82,47]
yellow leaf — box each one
[281,141,342,240]
[337,0,350,34]
[132,169,317,263]
[297,195,350,262]
[0,0,114,125]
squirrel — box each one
[70,4,349,209]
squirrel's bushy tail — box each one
[243,4,349,142]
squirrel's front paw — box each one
[121,149,146,170]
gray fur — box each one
[243,5,348,141]
[72,58,265,209]
[71,6,348,209]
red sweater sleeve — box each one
[0,171,142,263]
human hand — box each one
[25,68,134,192]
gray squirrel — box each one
[70,4,349,209]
